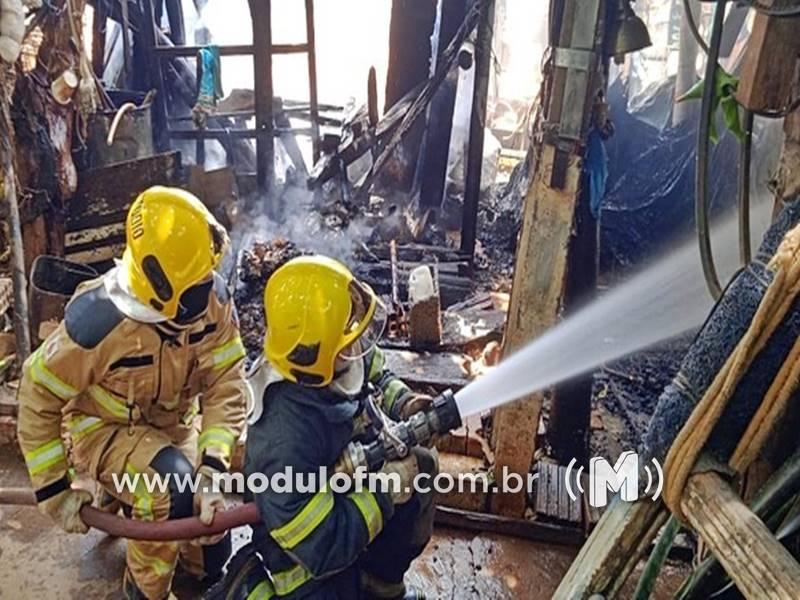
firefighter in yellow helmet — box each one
[218,255,437,600]
[17,186,248,599]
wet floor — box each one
[0,448,687,599]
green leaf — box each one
[675,65,743,145]
[721,95,745,142]
[676,78,704,103]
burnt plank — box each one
[535,462,549,516]
[435,505,585,547]
[382,348,470,390]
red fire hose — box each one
[0,487,260,541]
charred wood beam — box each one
[249,0,275,201]
[418,0,468,211]
[460,0,494,259]
[140,0,168,151]
[91,1,107,77]
[435,506,584,547]
[164,0,185,46]
[354,2,484,201]
[385,0,437,112]
[355,262,471,308]
[365,242,470,263]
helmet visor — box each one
[339,281,387,361]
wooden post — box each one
[682,471,800,598]
[164,0,186,46]
[384,0,437,112]
[735,10,800,114]
[304,0,320,162]
[141,0,169,151]
[249,0,275,202]
[120,0,132,89]
[773,79,800,210]
[418,0,468,212]
[491,0,604,516]
[459,0,495,259]
[491,144,582,518]
[91,0,107,78]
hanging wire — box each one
[695,0,728,299]
[683,0,710,55]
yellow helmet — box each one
[263,255,387,387]
[121,186,229,320]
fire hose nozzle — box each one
[337,389,463,474]
[430,389,461,433]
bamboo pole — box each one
[682,471,800,599]
[1,127,31,361]
[553,498,667,599]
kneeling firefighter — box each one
[16,187,248,599]
[221,255,438,599]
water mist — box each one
[455,201,772,418]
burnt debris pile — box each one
[235,239,307,362]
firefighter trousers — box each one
[216,447,437,600]
[71,420,231,599]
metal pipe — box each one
[106,102,137,146]
[738,109,753,266]
[0,487,261,541]
[695,0,727,300]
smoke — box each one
[229,183,375,272]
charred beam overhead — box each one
[167,127,313,140]
[152,43,311,58]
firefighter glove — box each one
[41,487,93,534]
[380,454,418,505]
[193,464,226,544]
